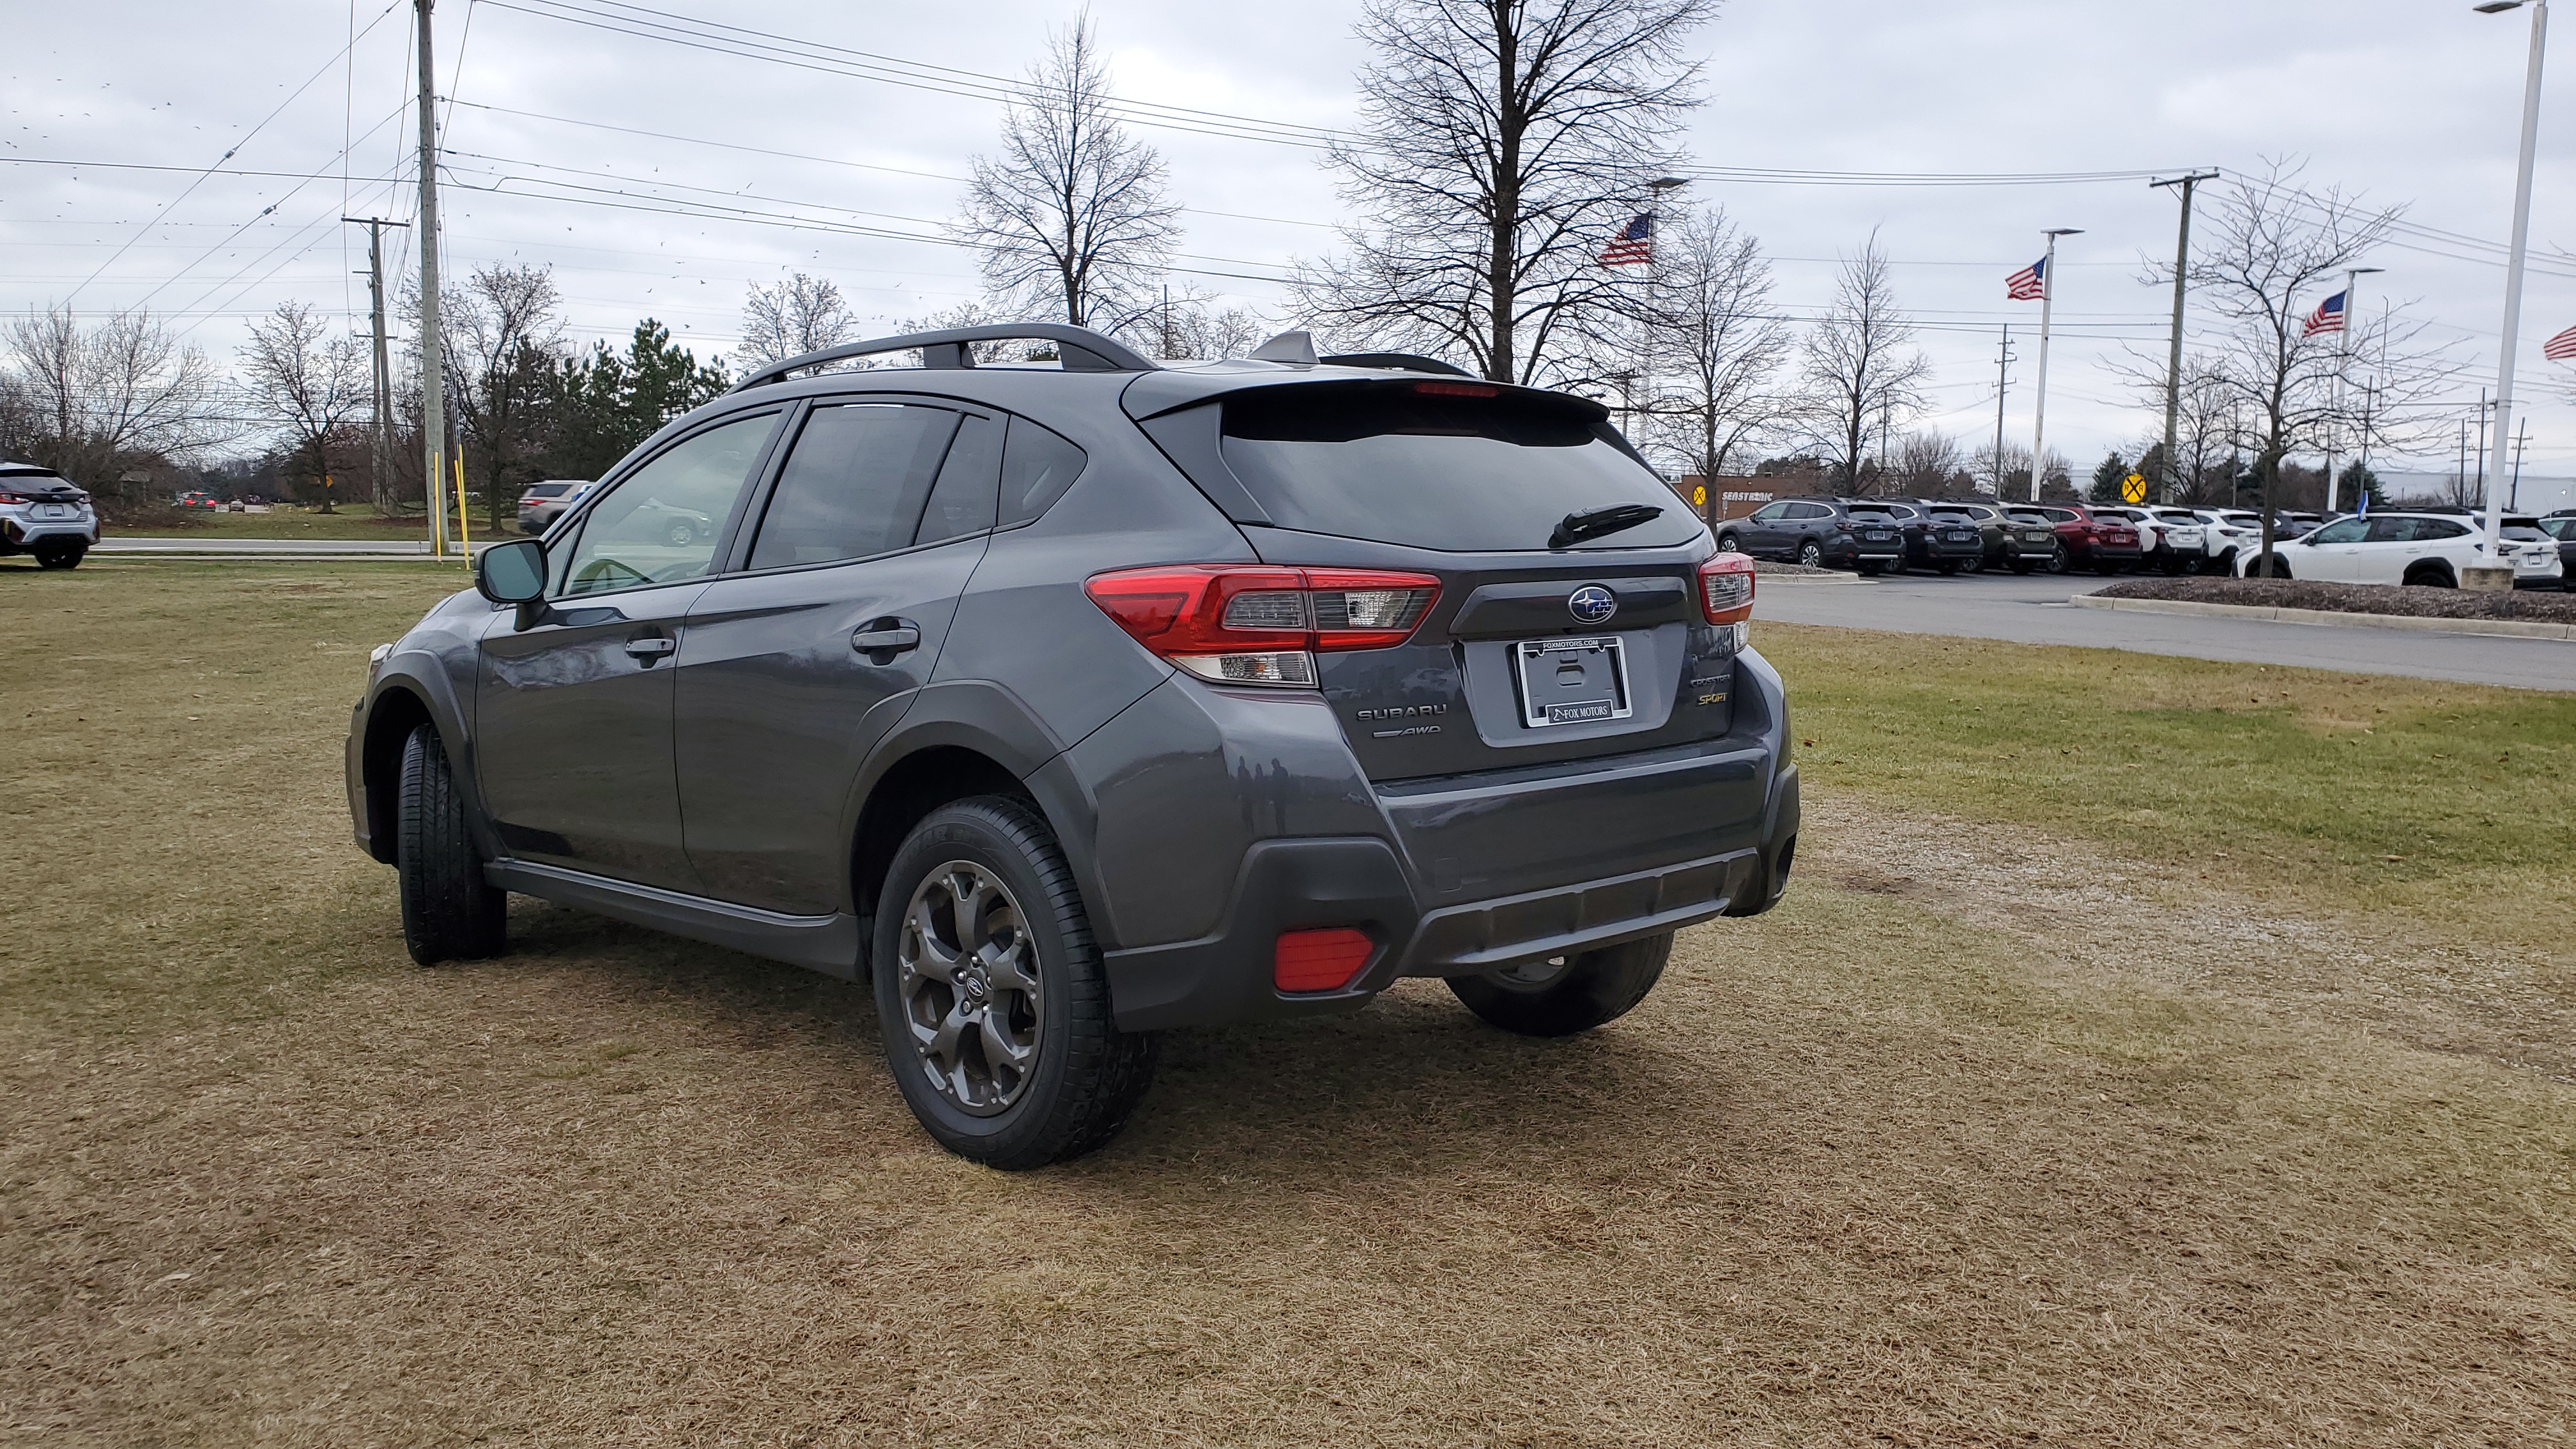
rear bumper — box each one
[0,516,98,549]
[1093,658,1799,1032]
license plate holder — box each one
[1514,635,1633,728]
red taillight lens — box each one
[1085,565,1439,687]
[1696,551,1756,625]
[1274,928,1374,993]
[0,492,22,505]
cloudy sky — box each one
[8,0,2575,482]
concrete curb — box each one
[2072,592,2576,641]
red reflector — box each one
[1274,928,1374,993]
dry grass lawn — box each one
[3,560,2571,1446]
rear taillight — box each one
[0,492,22,505]
[1696,552,1756,626]
[1085,565,1441,688]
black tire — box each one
[2161,553,2191,576]
[873,795,1156,1170]
[2246,556,2288,580]
[2095,560,2123,576]
[1797,539,1825,569]
[1715,530,1742,555]
[2009,555,2034,575]
[397,723,507,966]
[1936,560,1961,576]
[2404,564,2455,588]
[2046,545,2069,574]
[1448,932,1672,1037]
[33,541,84,570]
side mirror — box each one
[475,539,548,620]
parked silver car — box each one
[0,462,99,569]
[516,479,595,535]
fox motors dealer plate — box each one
[1515,635,1634,728]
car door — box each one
[1738,500,1791,555]
[671,399,1005,916]
[475,410,784,890]
[2292,516,2369,581]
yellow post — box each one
[452,455,471,558]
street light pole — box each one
[2150,172,2218,505]
[2471,0,2549,586]
[2028,227,2082,502]
[415,0,449,558]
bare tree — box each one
[1149,291,1269,361]
[2163,160,2448,572]
[1968,441,2072,500]
[0,305,222,499]
[1797,233,1933,489]
[741,272,858,366]
[437,264,569,530]
[1291,0,1714,386]
[1639,206,1788,512]
[1889,430,1966,495]
[954,15,1181,338]
[239,302,371,512]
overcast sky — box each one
[8,0,2576,480]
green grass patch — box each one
[1759,622,2576,946]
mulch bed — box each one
[2092,575,2576,622]
[1752,560,1837,577]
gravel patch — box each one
[1751,559,1837,576]
[2094,575,2576,622]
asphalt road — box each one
[1757,569,2576,693]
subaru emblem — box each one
[1567,585,1618,624]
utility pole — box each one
[2510,416,2529,509]
[415,0,449,557]
[1991,324,2014,497]
[344,217,408,521]
[2028,227,2082,501]
[2149,171,2218,506]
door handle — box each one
[852,624,921,654]
[624,635,677,662]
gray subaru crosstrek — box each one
[345,323,1798,1168]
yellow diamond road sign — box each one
[2120,471,2148,503]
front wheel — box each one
[874,796,1156,1170]
[1448,933,1671,1037]
[1797,540,1825,569]
[397,724,507,965]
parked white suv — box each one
[2096,505,2204,574]
[2236,511,2564,587]
[0,462,99,569]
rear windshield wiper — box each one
[1549,502,1664,549]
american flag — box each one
[2303,289,2347,337]
[1598,213,1654,266]
[2005,256,2047,301]
[2545,323,2576,362]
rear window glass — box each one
[524,483,572,499]
[1217,383,1699,552]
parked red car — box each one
[2005,502,2142,574]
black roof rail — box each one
[730,322,1159,393]
[1317,351,1474,378]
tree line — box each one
[1,0,2457,535]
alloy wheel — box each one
[896,861,1044,1117]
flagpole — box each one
[2326,266,2383,513]
[2028,228,2082,502]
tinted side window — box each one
[1749,502,1789,521]
[918,413,1002,546]
[2307,518,2369,544]
[558,412,778,597]
[2414,518,2470,540]
[1000,417,1088,526]
[749,403,960,571]
[1788,502,1832,521]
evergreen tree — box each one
[2088,450,2129,504]
[2337,460,2389,512]
[544,320,728,480]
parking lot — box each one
[5,560,2570,1445]
[1758,568,2576,691]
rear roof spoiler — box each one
[730,322,1159,393]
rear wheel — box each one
[1797,539,1825,569]
[1448,933,1671,1037]
[33,540,84,570]
[873,795,1156,1170]
[397,723,507,965]
[1715,530,1742,554]
[2404,563,2455,588]
[2046,545,2069,574]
